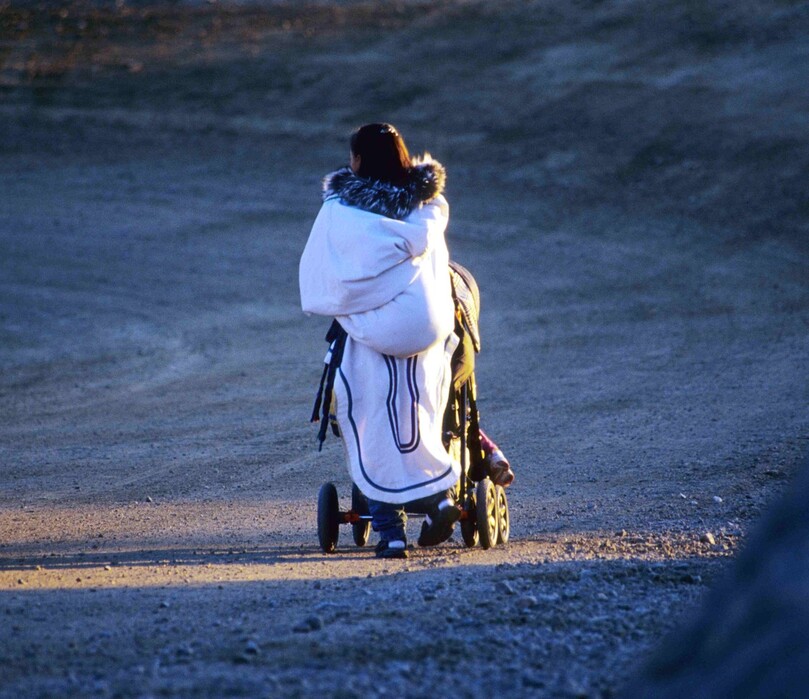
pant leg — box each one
[367,499,407,542]
[406,488,456,516]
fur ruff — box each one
[322,156,446,220]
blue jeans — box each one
[368,490,453,543]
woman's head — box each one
[349,123,412,186]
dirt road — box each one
[1,1,807,696]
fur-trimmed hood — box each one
[322,156,446,220]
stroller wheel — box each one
[460,491,479,548]
[317,482,340,553]
[495,485,510,545]
[476,478,499,550]
[351,483,371,547]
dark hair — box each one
[349,123,412,186]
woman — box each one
[299,123,461,558]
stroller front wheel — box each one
[476,478,499,549]
[495,484,510,545]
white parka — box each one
[299,160,455,357]
[299,159,460,504]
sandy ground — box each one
[1,1,808,696]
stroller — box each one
[312,261,511,553]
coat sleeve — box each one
[398,195,449,258]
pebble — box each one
[536,592,561,603]
[314,601,342,612]
[516,595,538,609]
[713,495,723,504]
[159,601,170,609]
[495,581,515,595]
[522,671,546,689]
[700,532,716,545]
[293,615,323,633]
[244,640,260,655]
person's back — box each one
[300,164,454,357]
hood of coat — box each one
[322,155,446,220]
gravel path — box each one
[1,1,807,696]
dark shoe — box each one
[375,539,408,559]
[417,498,461,547]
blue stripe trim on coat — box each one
[383,355,421,454]
[337,367,453,494]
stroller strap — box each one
[311,319,347,450]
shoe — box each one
[417,497,461,547]
[485,449,515,487]
[375,539,408,559]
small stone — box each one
[700,532,716,545]
[522,671,545,689]
[293,615,323,633]
[17,579,24,585]
[517,595,538,609]
[422,593,437,602]
[596,592,609,601]
[615,529,627,538]
[565,676,590,698]
[146,496,153,503]
[495,581,515,595]
[678,493,687,499]
[159,601,170,609]
[314,601,342,612]
[536,592,561,603]
[244,640,260,655]
[713,496,723,504]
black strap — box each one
[310,319,347,450]
[310,362,329,424]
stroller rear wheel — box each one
[317,482,340,553]
[460,491,479,548]
[476,478,499,549]
[495,484,510,545]
[351,483,372,547]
